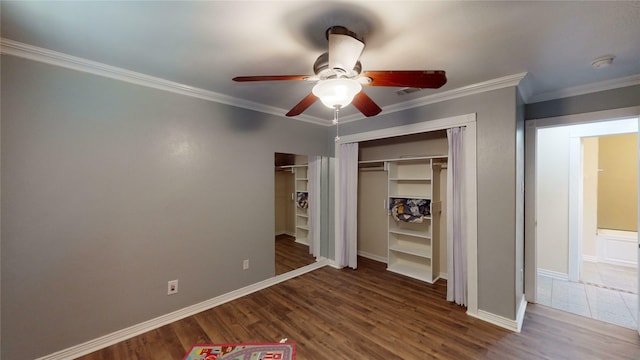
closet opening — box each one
[333,113,479,314]
[357,131,449,287]
[274,153,317,276]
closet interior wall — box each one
[275,154,308,237]
[357,131,450,280]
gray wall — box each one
[0,56,329,360]
[525,85,640,120]
[340,87,521,320]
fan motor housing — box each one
[313,52,362,80]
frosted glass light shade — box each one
[312,78,362,109]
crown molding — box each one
[339,72,529,124]
[0,38,527,126]
[528,73,640,104]
[0,38,330,126]
[8,38,635,125]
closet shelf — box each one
[389,177,432,181]
[389,228,431,239]
[389,194,432,200]
[386,156,445,284]
[387,262,431,282]
[294,165,310,245]
[389,244,431,259]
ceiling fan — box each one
[233,26,447,118]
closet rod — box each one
[359,166,385,172]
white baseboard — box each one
[582,255,598,263]
[275,231,295,237]
[537,268,568,281]
[466,295,526,333]
[515,295,527,332]
[439,272,448,280]
[36,260,329,360]
[357,250,387,264]
[469,308,521,333]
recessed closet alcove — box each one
[356,131,449,288]
[274,153,316,276]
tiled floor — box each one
[537,262,638,330]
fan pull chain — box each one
[333,107,340,143]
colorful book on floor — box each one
[183,342,296,360]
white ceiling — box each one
[2,1,640,123]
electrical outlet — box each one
[243,259,249,270]
[167,279,178,295]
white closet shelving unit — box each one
[386,156,446,283]
[293,165,309,245]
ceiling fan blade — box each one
[352,91,382,117]
[361,70,447,88]
[233,75,311,82]
[286,93,318,117]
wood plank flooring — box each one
[275,234,316,276]
[78,257,640,359]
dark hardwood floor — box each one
[275,234,316,276]
[78,257,640,359]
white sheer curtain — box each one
[337,142,359,268]
[307,155,320,258]
[447,127,467,306]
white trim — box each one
[597,229,638,238]
[469,309,521,333]
[0,38,328,126]
[0,38,530,127]
[515,295,528,332]
[275,231,296,237]
[528,106,640,128]
[568,118,638,137]
[357,250,388,264]
[583,255,598,263]
[537,268,569,281]
[35,260,328,360]
[470,298,528,333]
[439,272,448,280]
[337,73,527,124]
[338,113,476,144]
[335,113,479,316]
[568,136,582,282]
[528,74,640,104]
[4,37,639,125]
[596,229,638,267]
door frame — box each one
[524,105,640,333]
[567,119,638,281]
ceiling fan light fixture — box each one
[312,78,362,109]
[328,27,365,74]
